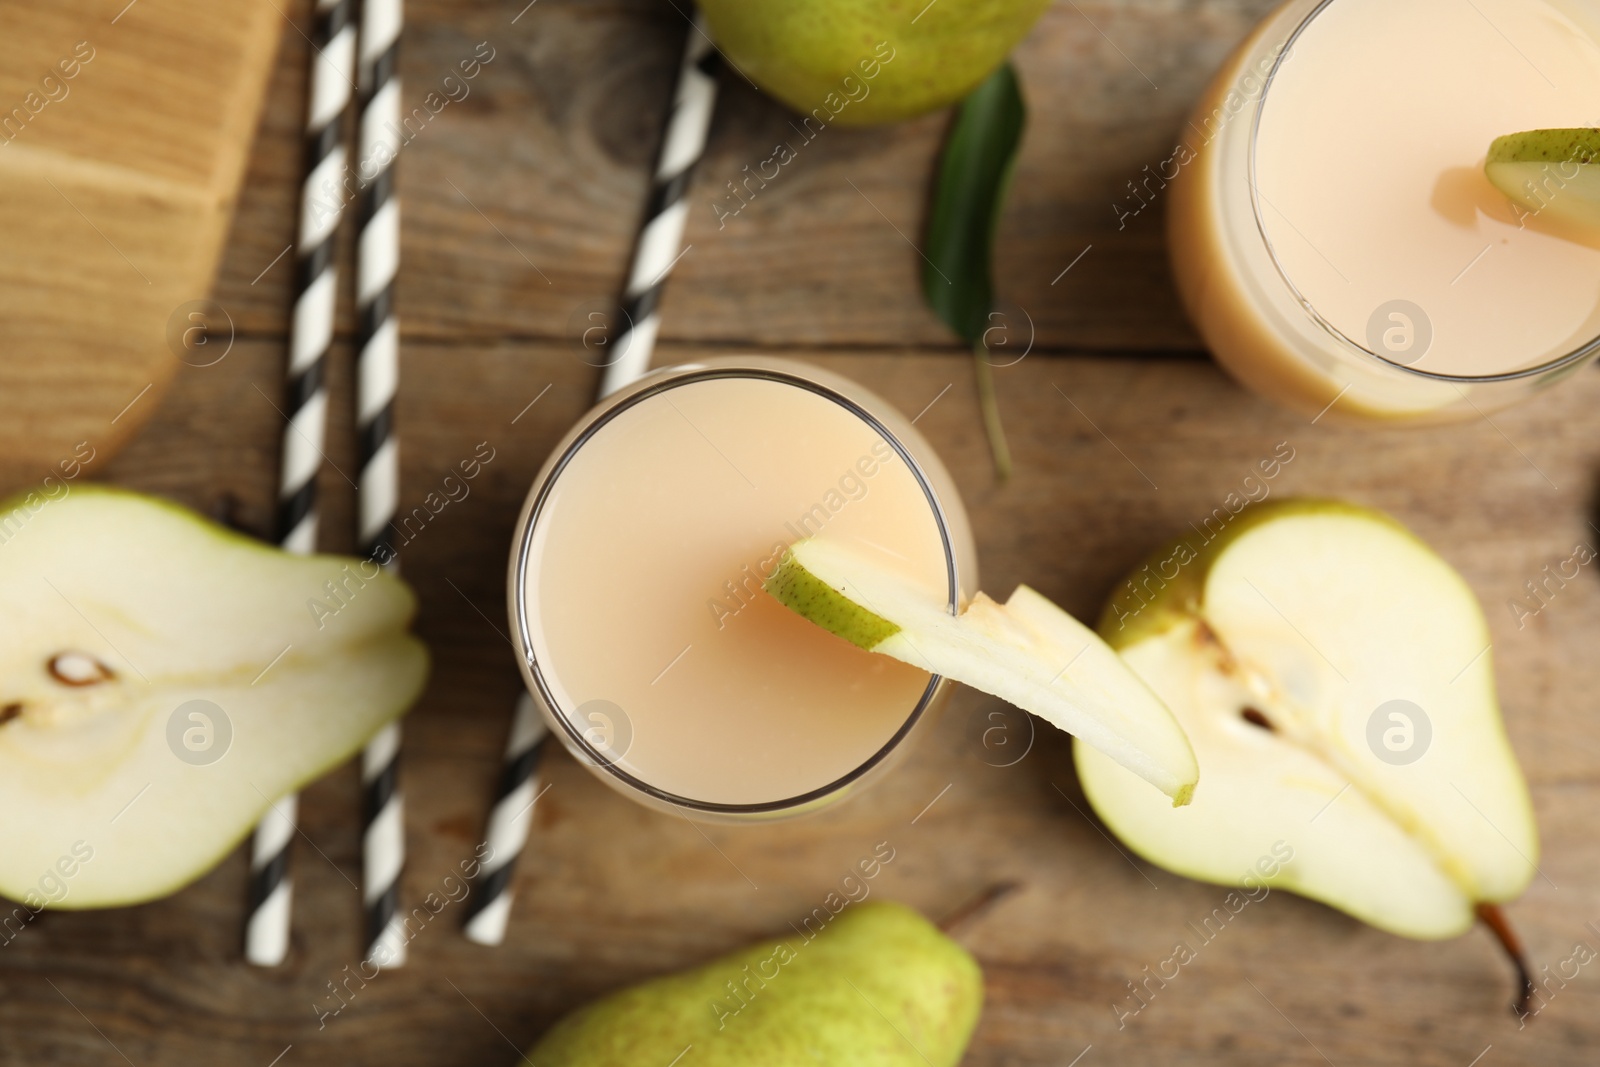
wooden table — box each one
[6,1,1599,1064]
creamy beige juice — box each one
[1169,0,1600,420]
[512,362,972,812]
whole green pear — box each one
[699,0,1050,126]
[526,900,982,1065]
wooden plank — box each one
[211,0,1285,352]
[5,338,1595,1065]
[0,0,283,489]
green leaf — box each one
[923,62,1026,482]
[923,62,1027,346]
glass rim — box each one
[1246,0,1600,385]
[510,361,962,816]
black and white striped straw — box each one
[596,15,719,397]
[466,14,722,945]
[361,722,405,966]
[354,0,407,970]
[462,693,550,945]
[246,0,359,968]
[245,796,297,966]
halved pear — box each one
[766,539,1198,805]
[1075,501,1537,948]
[0,487,427,908]
[1485,128,1600,228]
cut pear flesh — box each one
[767,539,1198,805]
[1485,128,1600,228]
[0,488,427,908]
[1076,502,1537,939]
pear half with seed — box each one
[0,488,427,908]
[766,539,1198,805]
[1075,501,1537,993]
[1485,128,1600,228]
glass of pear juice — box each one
[508,357,977,821]
[1168,0,1600,424]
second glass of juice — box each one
[1169,0,1600,423]
[508,358,976,820]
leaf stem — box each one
[973,341,1012,482]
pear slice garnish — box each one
[766,539,1199,806]
[1485,128,1600,228]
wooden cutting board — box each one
[0,0,282,492]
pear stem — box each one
[938,882,1022,936]
[1475,902,1535,1019]
[972,341,1013,483]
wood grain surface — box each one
[0,0,282,485]
[215,0,1280,351]
[4,1,1599,1066]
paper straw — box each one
[361,721,406,967]
[462,694,549,945]
[245,795,298,967]
[467,12,721,947]
[353,0,407,972]
[246,0,359,968]
[596,16,720,397]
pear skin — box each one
[527,901,982,1066]
[698,0,1050,126]
[1484,128,1600,229]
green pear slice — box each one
[767,539,1198,805]
[1485,128,1600,228]
[1075,501,1537,941]
[0,488,427,908]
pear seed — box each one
[1240,707,1273,731]
[48,652,114,687]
